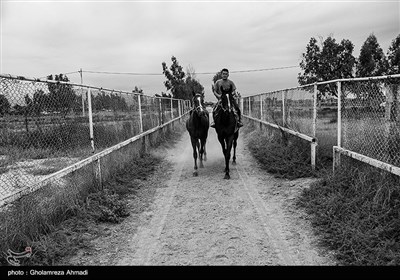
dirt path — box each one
[65,124,337,266]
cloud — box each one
[1,0,399,99]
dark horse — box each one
[214,85,239,179]
[186,92,209,176]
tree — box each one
[0,94,11,115]
[46,74,77,114]
[132,86,143,94]
[356,33,388,77]
[162,56,205,100]
[32,89,48,115]
[212,71,223,84]
[386,34,400,121]
[387,34,400,75]
[298,36,356,96]
[185,64,204,95]
[162,56,189,100]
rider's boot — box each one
[210,110,217,128]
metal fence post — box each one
[282,90,286,126]
[87,88,95,152]
[80,69,85,117]
[311,83,318,170]
[240,96,244,115]
[248,97,251,117]
[158,97,162,125]
[170,97,173,120]
[87,87,102,189]
[138,94,143,133]
[333,81,342,172]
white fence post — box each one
[138,94,143,133]
[311,83,318,170]
[158,98,162,125]
[87,88,95,152]
[241,96,244,115]
[282,90,286,126]
[248,97,251,117]
[87,87,102,188]
[170,97,173,120]
[80,69,85,117]
[333,81,342,172]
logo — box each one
[6,247,32,266]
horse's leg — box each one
[203,138,207,162]
[232,131,238,164]
[199,137,206,168]
[224,136,234,179]
[191,136,198,176]
[217,134,227,173]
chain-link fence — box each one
[0,74,191,206]
[242,74,400,176]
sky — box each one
[1,0,399,101]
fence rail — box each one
[242,74,400,176]
[0,74,191,206]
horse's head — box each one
[192,92,206,116]
[220,84,233,112]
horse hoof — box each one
[193,171,198,177]
[232,161,236,165]
[224,174,230,179]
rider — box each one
[210,68,243,128]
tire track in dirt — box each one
[117,140,191,265]
[235,162,297,265]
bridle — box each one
[193,94,205,114]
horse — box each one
[186,92,210,176]
[213,85,239,179]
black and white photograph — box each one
[1,0,399,272]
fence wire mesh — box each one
[0,75,190,206]
[341,78,400,167]
[242,75,400,172]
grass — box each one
[244,124,324,179]
[244,120,400,266]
